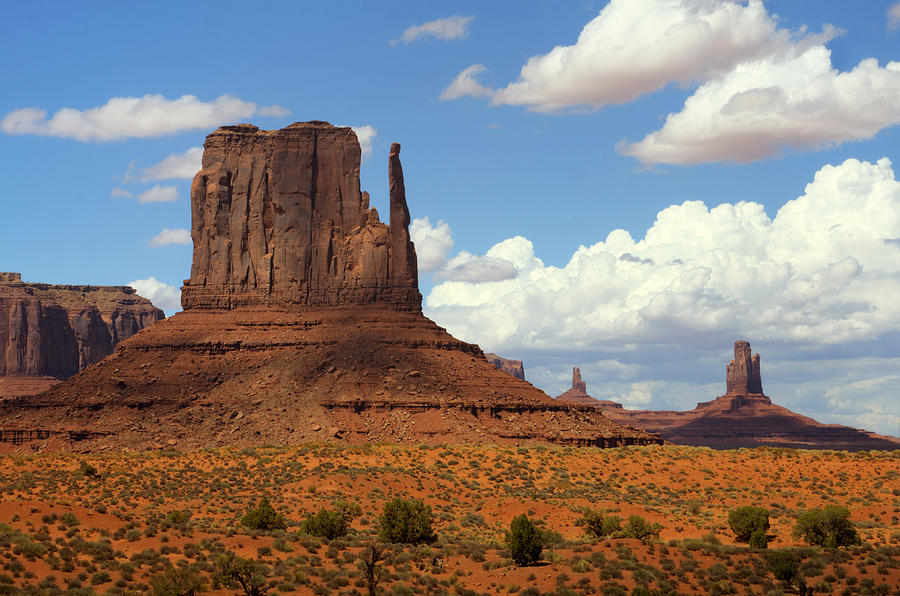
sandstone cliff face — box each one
[0,273,164,384]
[595,340,899,451]
[484,353,525,380]
[0,123,661,452]
[726,340,763,395]
[182,122,420,311]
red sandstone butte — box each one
[484,353,525,380]
[0,272,163,398]
[590,341,900,451]
[0,122,660,452]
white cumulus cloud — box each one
[481,0,826,112]
[889,2,900,30]
[428,157,900,350]
[410,217,454,271]
[392,15,473,45]
[621,47,900,164]
[142,147,202,181]
[148,228,191,247]
[425,158,900,436]
[138,185,178,203]
[439,65,493,101]
[1,94,289,142]
[128,277,181,314]
[349,125,377,160]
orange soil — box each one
[0,444,897,594]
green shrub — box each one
[749,528,768,549]
[378,498,436,544]
[767,549,798,585]
[794,506,860,548]
[214,552,270,596]
[601,515,623,537]
[301,501,361,540]
[506,514,543,566]
[241,497,286,532]
[79,461,99,478]
[575,509,606,538]
[622,515,661,541]
[728,506,769,543]
[150,565,208,596]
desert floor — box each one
[0,443,897,595]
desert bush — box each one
[575,509,607,539]
[622,515,661,541]
[357,542,387,596]
[767,549,799,585]
[728,506,769,543]
[241,497,286,532]
[378,498,436,544]
[749,529,768,549]
[506,514,542,566]
[214,552,271,596]
[301,501,361,540]
[794,506,860,548]
[79,461,99,478]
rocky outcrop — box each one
[595,341,900,451]
[556,367,624,409]
[484,353,525,380]
[181,122,420,311]
[0,122,661,452]
[726,340,762,395]
[0,274,163,395]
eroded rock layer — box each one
[593,341,900,451]
[0,123,660,451]
[0,273,163,396]
[181,123,420,311]
[485,353,525,380]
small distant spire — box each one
[572,366,587,393]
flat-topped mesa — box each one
[725,340,763,395]
[0,274,163,382]
[181,121,421,311]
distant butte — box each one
[0,273,163,399]
[0,122,660,451]
[563,341,900,451]
[484,353,525,380]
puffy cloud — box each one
[621,47,900,164]
[410,217,454,271]
[127,276,181,314]
[425,158,900,436]
[439,65,493,101]
[890,2,900,30]
[148,228,191,247]
[436,251,519,283]
[1,94,289,142]
[391,15,473,45]
[349,125,377,160]
[480,0,825,112]
[109,187,132,198]
[138,185,178,203]
[141,147,202,181]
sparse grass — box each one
[0,444,896,594]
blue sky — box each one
[2,1,899,436]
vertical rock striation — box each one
[725,340,763,395]
[181,122,421,311]
[0,274,164,387]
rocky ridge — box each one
[0,273,163,397]
[567,341,900,450]
[0,122,660,451]
[484,353,525,380]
